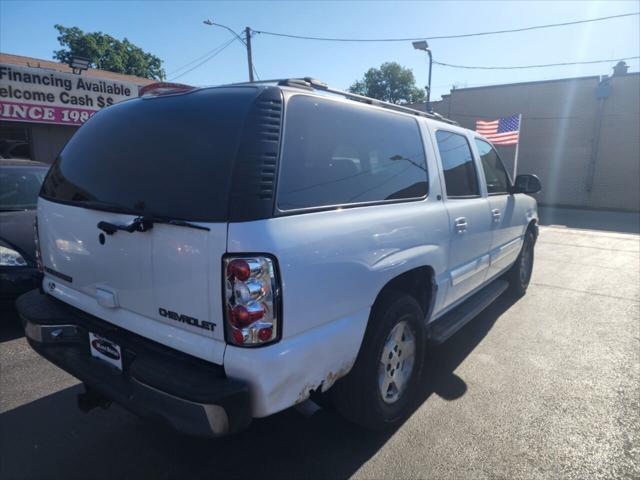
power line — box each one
[169,38,237,80]
[167,45,229,77]
[169,38,237,81]
[253,12,639,42]
[433,55,640,70]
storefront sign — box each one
[0,63,141,126]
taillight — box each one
[34,217,43,273]
[224,255,280,347]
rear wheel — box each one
[506,229,535,297]
[331,292,425,430]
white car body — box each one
[23,82,539,436]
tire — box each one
[330,291,425,430]
[506,229,535,297]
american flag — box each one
[475,115,520,145]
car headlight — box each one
[0,245,27,267]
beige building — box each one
[420,67,640,212]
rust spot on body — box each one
[295,360,357,404]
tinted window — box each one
[41,87,259,222]
[475,139,510,194]
[277,95,427,210]
[435,131,479,198]
[0,166,47,210]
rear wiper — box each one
[154,217,211,231]
[97,215,210,235]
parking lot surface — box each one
[1,221,639,479]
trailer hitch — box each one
[77,385,112,413]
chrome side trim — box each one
[203,404,231,436]
[24,321,43,342]
[491,237,523,264]
[131,377,230,436]
[450,254,490,286]
[23,322,79,344]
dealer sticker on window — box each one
[89,332,123,371]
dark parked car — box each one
[0,159,49,305]
[0,140,31,160]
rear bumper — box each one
[16,289,251,437]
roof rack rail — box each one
[232,77,457,125]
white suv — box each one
[18,78,541,437]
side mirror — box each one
[512,174,542,194]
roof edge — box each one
[446,71,639,94]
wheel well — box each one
[373,266,435,322]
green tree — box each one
[349,62,425,104]
[53,25,165,80]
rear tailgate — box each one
[39,198,228,363]
[37,86,262,364]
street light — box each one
[203,19,246,45]
[412,40,432,112]
[203,19,254,82]
[69,56,90,75]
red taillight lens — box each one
[227,259,251,281]
[224,255,280,347]
[230,303,264,328]
[232,328,245,345]
[227,258,262,282]
[257,326,273,342]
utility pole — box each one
[245,27,254,82]
[425,48,432,111]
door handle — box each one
[455,217,468,233]
[491,209,501,222]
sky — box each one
[0,0,638,100]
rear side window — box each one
[475,138,510,194]
[435,130,480,198]
[277,95,428,211]
[41,87,259,222]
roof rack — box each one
[232,77,458,125]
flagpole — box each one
[512,113,522,179]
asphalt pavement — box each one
[1,217,638,479]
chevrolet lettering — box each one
[158,308,215,332]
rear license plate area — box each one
[89,332,123,371]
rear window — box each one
[41,87,259,222]
[277,95,428,211]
